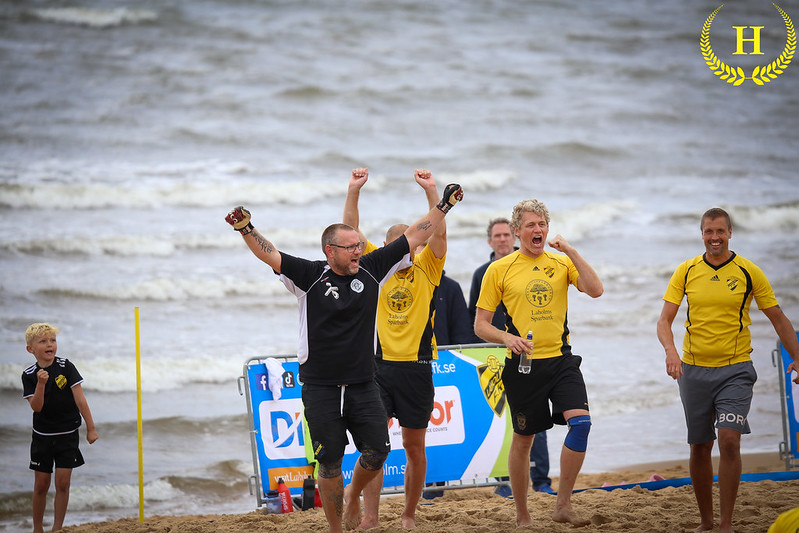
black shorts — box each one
[30,430,84,473]
[375,358,435,430]
[302,381,389,465]
[501,354,589,436]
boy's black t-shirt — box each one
[21,357,84,435]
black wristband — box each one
[237,223,254,235]
[436,201,452,214]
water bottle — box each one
[518,330,533,374]
[301,475,315,511]
[277,477,293,513]
[265,490,281,514]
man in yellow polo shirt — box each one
[657,207,799,533]
[474,198,604,528]
[342,168,446,530]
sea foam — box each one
[29,8,158,28]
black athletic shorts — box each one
[302,381,390,465]
[29,430,84,473]
[501,354,589,435]
[375,358,435,430]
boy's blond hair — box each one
[25,323,59,347]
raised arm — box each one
[342,167,370,244]
[225,206,283,274]
[547,235,603,298]
[27,368,48,412]
[403,183,462,252]
[414,169,446,259]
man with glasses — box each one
[225,170,462,533]
[341,168,446,529]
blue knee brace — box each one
[564,415,591,452]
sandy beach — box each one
[59,452,797,532]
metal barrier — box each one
[772,332,799,471]
[237,344,511,505]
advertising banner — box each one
[244,345,513,497]
[776,333,799,468]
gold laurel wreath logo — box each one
[701,3,796,85]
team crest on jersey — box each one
[351,279,364,293]
[387,286,412,312]
[55,374,67,389]
[525,279,553,308]
[726,277,740,291]
[544,266,555,278]
[476,354,506,417]
[397,269,415,282]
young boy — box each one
[21,323,98,533]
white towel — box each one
[263,358,285,400]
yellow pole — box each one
[135,307,144,522]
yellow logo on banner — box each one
[701,3,795,85]
[476,354,506,417]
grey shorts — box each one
[678,361,757,445]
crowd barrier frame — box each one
[237,344,512,506]
[772,331,799,471]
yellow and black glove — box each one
[225,206,254,234]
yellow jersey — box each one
[368,241,445,362]
[663,253,779,366]
[476,250,579,359]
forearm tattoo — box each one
[416,220,432,231]
[252,230,274,254]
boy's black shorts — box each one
[30,430,84,473]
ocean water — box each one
[1,0,798,530]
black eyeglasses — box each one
[329,241,365,253]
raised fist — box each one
[436,183,463,214]
[225,206,252,232]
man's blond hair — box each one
[511,199,550,229]
[25,323,59,346]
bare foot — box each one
[401,514,416,529]
[342,496,362,531]
[552,507,591,527]
[694,521,715,532]
[356,516,379,530]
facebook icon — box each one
[255,373,269,391]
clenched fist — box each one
[225,206,253,234]
[436,183,463,214]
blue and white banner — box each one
[245,346,513,496]
[777,333,799,464]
